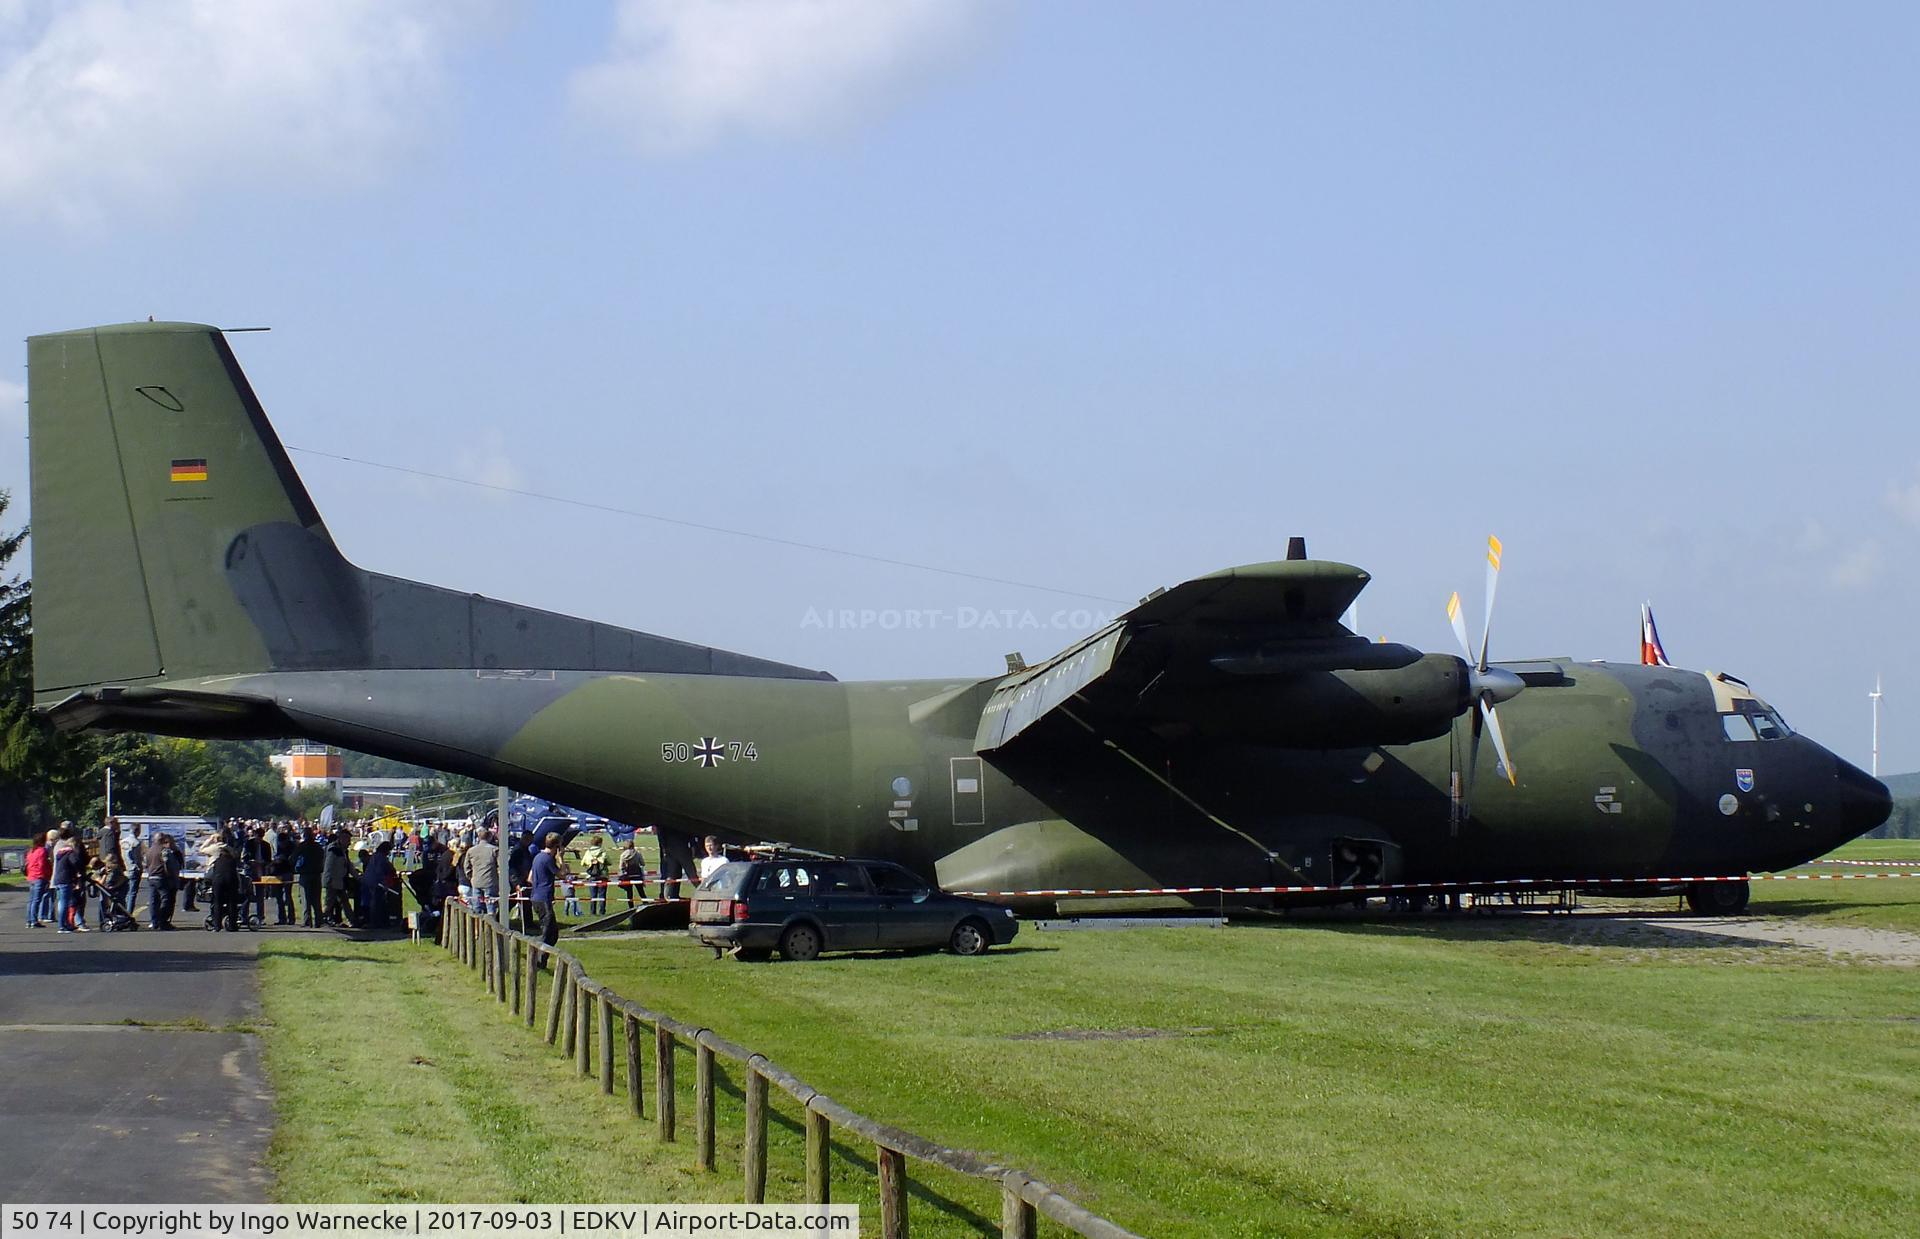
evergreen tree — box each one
[0,492,101,830]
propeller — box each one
[1446,536,1525,824]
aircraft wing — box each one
[976,559,1467,752]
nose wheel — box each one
[1684,879,1751,916]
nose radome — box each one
[1835,759,1892,838]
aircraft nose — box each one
[1834,758,1892,838]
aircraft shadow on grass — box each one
[1243,912,1803,951]
[1752,899,1901,918]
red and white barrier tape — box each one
[1812,858,1920,867]
[950,871,1920,900]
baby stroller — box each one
[201,870,262,931]
[87,876,140,933]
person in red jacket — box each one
[23,831,50,927]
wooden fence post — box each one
[524,948,539,1028]
[576,987,593,1076]
[878,1145,907,1239]
[497,930,510,1004]
[624,1012,645,1119]
[544,961,567,1045]
[655,1023,676,1142]
[561,972,579,1056]
[743,1066,768,1204]
[805,1108,830,1205]
[1000,1178,1036,1239]
[597,995,615,1094]
[695,1043,716,1171]
[511,939,523,1016]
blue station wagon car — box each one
[689,857,1019,961]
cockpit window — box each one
[1722,700,1792,742]
[1739,700,1791,739]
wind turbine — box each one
[1870,674,1883,777]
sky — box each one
[1,1,1916,772]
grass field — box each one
[259,883,1920,1234]
[257,935,775,1205]
[1753,837,1920,932]
[562,914,1920,1237]
[148,832,1920,1235]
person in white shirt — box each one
[696,836,729,882]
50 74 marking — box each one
[662,737,759,768]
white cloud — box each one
[1829,541,1881,590]
[1791,519,1830,555]
[1888,468,1920,527]
[453,428,526,496]
[571,0,990,153]
[0,1,485,223]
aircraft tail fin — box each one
[27,322,362,704]
[28,321,831,716]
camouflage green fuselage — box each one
[142,655,1867,898]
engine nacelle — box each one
[1149,651,1472,748]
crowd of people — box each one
[18,816,722,941]
[20,817,404,933]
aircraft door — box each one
[949,756,986,827]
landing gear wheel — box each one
[1685,879,1751,916]
[948,919,991,957]
[778,924,821,962]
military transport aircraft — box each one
[25,322,1891,915]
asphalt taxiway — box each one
[0,891,275,1202]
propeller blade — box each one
[1480,696,1517,786]
[1446,591,1473,662]
[1457,702,1484,824]
[1478,534,1502,671]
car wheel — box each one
[1684,879,1751,916]
[778,923,822,962]
[948,918,991,957]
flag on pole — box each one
[1640,603,1672,667]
